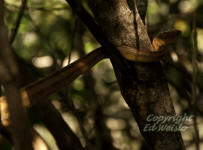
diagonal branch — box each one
[0,29,180,109]
[0,47,106,107]
[34,101,84,150]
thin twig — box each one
[191,11,200,150]
[65,16,93,149]
[10,0,27,44]
[68,17,78,65]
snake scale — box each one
[117,29,181,62]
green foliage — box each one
[1,0,202,150]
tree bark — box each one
[67,0,186,149]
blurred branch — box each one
[0,123,50,150]
[68,17,96,149]
[5,50,85,150]
[164,64,203,117]
[0,46,105,149]
[58,93,92,149]
[163,59,203,93]
[34,101,84,150]
[76,23,117,150]
[0,47,105,107]
[27,11,58,67]
[191,11,200,150]
[0,123,12,143]
[61,16,92,148]
[10,0,27,44]
[0,0,33,150]
[0,48,103,148]
[31,129,50,150]
[68,15,78,65]
[64,20,117,149]
[5,2,70,11]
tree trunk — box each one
[85,0,185,150]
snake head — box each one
[152,30,181,51]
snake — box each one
[116,29,181,62]
[0,29,181,108]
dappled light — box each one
[0,0,202,150]
[32,56,53,68]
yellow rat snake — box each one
[116,29,181,62]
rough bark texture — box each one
[86,0,185,150]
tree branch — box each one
[191,11,200,150]
[66,0,186,149]
[66,0,133,75]
[0,47,106,107]
[0,0,33,150]
[34,101,84,150]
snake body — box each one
[117,30,181,62]
[117,46,165,62]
